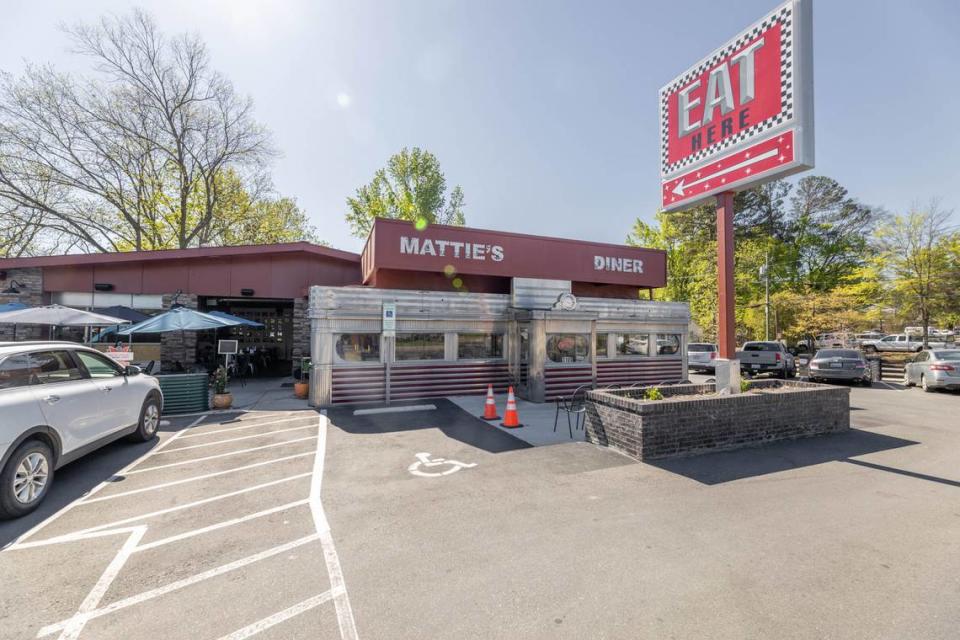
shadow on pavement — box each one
[326,398,531,454]
[649,428,919,485]
[0,414,209,548]
[0,437,159,548]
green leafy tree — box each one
[874,201,955,346]
[346,147,465,238]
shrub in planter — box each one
[294,357,311,399]
[212,366,233,409]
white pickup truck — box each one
[860,334,953,353]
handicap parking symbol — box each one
[407,452,477,477]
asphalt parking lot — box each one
[2,381,959,639]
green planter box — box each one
[156,373,209,414]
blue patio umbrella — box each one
[207,310,265,328]
[93,305,151,323]
[117,306,242,334]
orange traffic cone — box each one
[500,386,523,428]
[480,384,500,420]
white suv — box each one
[0,342,163,519]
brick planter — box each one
[584,381,849,461]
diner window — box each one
[595,333,608,358]
[457,333,504,359]
[546,334,590,364]
[335,333,381,363]
[616,333,649,357]
[656,334,681,355]
[395,333,446,361]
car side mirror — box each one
[124,365,142,376]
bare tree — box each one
[874,200,954,347]
[0,10,274,252]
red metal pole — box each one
[716,192,736,359]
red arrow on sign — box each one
[662,129,795,209]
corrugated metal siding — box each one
[331,366,386,404]
[157,374,209,414]
[596,359,683,387]
[330,361,511,404]
[544,365,593,401]
[389,362,511,401]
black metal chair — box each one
[554,384,591,438]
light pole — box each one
[759,255,770,341]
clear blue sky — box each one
[2,0,958,252]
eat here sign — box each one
[659,0,814,211]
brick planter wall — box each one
[584,380,850,461]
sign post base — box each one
[714,359,741,395]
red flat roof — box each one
[0,241,361,269]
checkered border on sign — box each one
[660,3,793,177]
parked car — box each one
[687,342,718,372]
[808,349,872,386]
[860,334,952,353]
[736,341,795,378]
[903,349,960,392]
[0,342,163,519]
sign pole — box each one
[716,192,736,359]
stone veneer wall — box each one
[159,293,199,371]
[291,296,309,373]
[584,380,850,461]
[0,267,45,341]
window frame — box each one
[545,333,591,366]
[595,333,609,359]
[333,333,383,365]
[456,333,505,361]
[394,332,448,363]
[655,333,682,357]
[613,333,652,359]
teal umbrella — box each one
[207,310,264,328]
[117,307,242,335]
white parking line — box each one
[215,590,340,640]
[125,436,318,474]
[177,416,309,439]
[312,415,360,640]
[80,452,316,504]
[136,499,311,552]
[18,473,313,549]
[37,534,322,638]
[5,415,206,550]
[57,526,146,640]
[154,424,317,454]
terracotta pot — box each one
[212,392,233,409]
[293,382,309,399]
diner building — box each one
[0,218,690,405]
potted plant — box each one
[212,366,233,409]
[294,357,311,399]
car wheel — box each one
[864,345,877,353]
[0,440,54,519]
[128,393,162,442]
[921,375,934,393]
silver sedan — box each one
[808,349,872,385]
[903,349,960,392]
